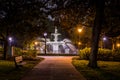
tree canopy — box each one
[0,0,120,66]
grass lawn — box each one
[72,58,120,80]
[0,58,44,80]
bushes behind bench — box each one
[78,48,120,61]
[22,50,37,60]
[14,47,37,60]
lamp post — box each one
[78,42,81,50]
[34,42,38,50]
[8,37,13,46]
[78,28,82,49]
[78,28,82,33]
[44,32,47,54]
[103,37,107,48]
[8,37,13,56]
[117,43,120,49]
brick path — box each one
[21,56,86,80]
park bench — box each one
[14,56,26,68]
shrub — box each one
[79,48,91,60]
[112,49,120,61]
[0,47,3,51]
[0,47,3,54]
[98,48,112,61]
[22,50,37,60]
[13,47,37,60]
[14,47,23,56]
[79,48,113,61]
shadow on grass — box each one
[95,68,120,80]
[72,59,120,80]
[0,58,44,80]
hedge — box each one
[14,47,37,60]
[79,48,120,61]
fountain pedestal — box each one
[52,43,59,53]
[50,27,62,53]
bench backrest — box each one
[15,56,23,63]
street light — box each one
[78,42,81,45]
[44,32,47,54]
[117,43,120,48]
[8,37,13,46]
[78,28,82,33]
[34,42,38,45]
[102,37,107,48]
[8,37,13,56]
[34,42,38,50]
[103,37,107,41]
[78,42,81,50]
[78,28,82,49]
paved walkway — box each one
[21,56,86,80]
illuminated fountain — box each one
[39,27,77,54]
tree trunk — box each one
[88,0,105,68]
[3,27,9,60]
[3,39,8,60]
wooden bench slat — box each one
[15,56,23,62]
[14,56,26,68]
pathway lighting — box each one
[34,42,38,50]
[78,42,81,45]
[77,28,82,50]
[117,43,120,47]
[78,28,82,33]
[8,37,13,46]
[8,37,13,56]
[103,37,107,41]
[102,36,107,49]
[34,42,38,45]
